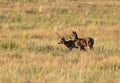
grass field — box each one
[0,0,120,83]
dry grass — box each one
[0,0,120,83]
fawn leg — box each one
[89,45,94,51]
[80,45,86,51]
[69,48,72,51]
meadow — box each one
[0,0,120,83]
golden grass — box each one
[0,0,120,83]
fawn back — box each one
[70,31,94,50]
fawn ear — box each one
[74,31,76,33]
[61,36,65,39]
[72,31,75,34]
[72,31,76,34]
[61,36,64,38]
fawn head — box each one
[58,36,66,44]
[70,31,78,40]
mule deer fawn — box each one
[70,31,94,51]
[58,36,77,51]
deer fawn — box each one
[58,36,77,51]
[70,31,94,51]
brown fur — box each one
[70,31,94,51]
[58,36,77,51]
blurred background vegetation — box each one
[0,0,120,83]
